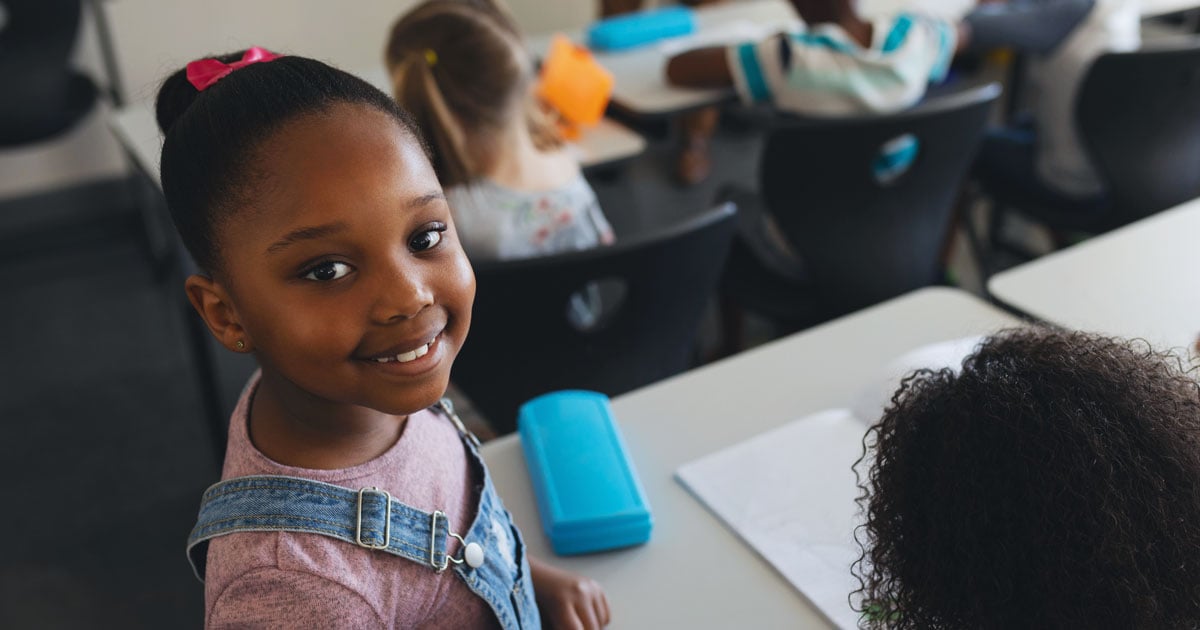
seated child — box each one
[665,0,962,117]
[386,0,616,261]
[157,48,610,628]
[963,0,1140,203]
[666,0,962,277]
[854,328,1200,628]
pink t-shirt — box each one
[203,374,501,629]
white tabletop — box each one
[480,287,1021,629]
[564,0,800,116]
[536,0,976,117]
[108,69,645,185]
[1142,0,1200,17]
[989,197,1200,354]
[536,0,1182,117]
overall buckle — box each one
[355,487,391,550]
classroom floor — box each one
[0,113,1009,628]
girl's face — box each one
[211,102,474,417]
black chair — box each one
[452,203,738,434]
[721,83,1000,330]
[0,0,98,145]
[981,42,1200,260]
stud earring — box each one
[235,340,245,350]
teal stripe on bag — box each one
[736,42,771,102]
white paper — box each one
[849,335,983,423]
[675,337,983,629]
[676,409,869,629]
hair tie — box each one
[186,46,283,91]
[424,49,438,67]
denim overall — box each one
[186,399,541,630]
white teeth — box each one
[395,342,431,363]
[371,339,434,364]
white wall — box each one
[0,0,595,201]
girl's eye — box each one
[302,261,353,282]
[410,225,446,252]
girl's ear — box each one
[184,274,251,353]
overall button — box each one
[464,542,485,568]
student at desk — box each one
[854,328,1200,628]
[386,0,616,262]
[963,0,1140,206]
[664,0,962,118]
[664,0,962,277]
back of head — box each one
[384,0,559,187]
[855,328,1200,629]
[155,51,422,274]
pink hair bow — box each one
[186,46,282,91]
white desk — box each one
[540,0,1181,117]
[534,0,974,117]
[989,197,1200,354]
[560,0,800,116]
[354,66,647,170]
[1143,0,1200,17]
[480,287,1020,629]
[109,69,646,185]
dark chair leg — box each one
[961,191,994,283]
[717,295,746,359]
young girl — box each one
[384,0,616,262]
[853,328,1200,628]
[158,49,610,628]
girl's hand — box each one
[529,557,611,629]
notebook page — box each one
[849,335,984,424]
[675,336,983,628]
[675,409,869,629]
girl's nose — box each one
[368,261,434,323]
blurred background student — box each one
[964,0,1141,209]
[665,0,961,116]
[386,0,616,262]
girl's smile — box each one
[357,330,447,377]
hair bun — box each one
[154,66,201,135]
[154,51,249,135]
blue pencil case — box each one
[517,390,653,555]
[586,6,696,51]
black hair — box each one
[853,328,1200,628]
[156,51,426,273]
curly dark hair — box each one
[852,328,1200,629]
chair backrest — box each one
[452,203,737,433]
[1076,42,1200,226]
[0,0,80,79]
[760,83,999,317]
[0,0,93,145]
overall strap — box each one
[187,475,478,581]
[433,397,482,450]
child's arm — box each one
[666,46,734,88]
[530,556,611,629]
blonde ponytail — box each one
[389,53,478,188]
